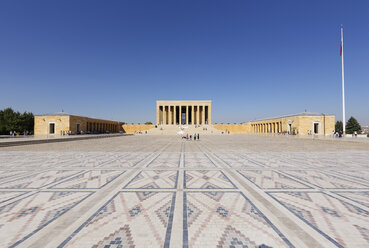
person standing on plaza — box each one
[10,130,12,137]
[194,133,196,140]
[197,133,200,140]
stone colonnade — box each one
[156,101,211,125]
[251,121,282,134]
[85,121,119,133]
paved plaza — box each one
[0,135,369,248]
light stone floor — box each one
[0,135,369,248]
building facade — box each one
[156,100,211,125]
[34,112,123,136]
[247,113,335,136]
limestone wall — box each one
[213,124,248,133]
[69,116,122,134]
[248,115,335,136]
[34,116,70,136]
[122,124,155,134]
[35,115,123,136]
[296,115,335,136]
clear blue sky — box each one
[1,0,368,124]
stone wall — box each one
[34,116,70,136]
[122,124,155,134]
[213,124,248,133]
[249,115,335,136]
[34,115,123,136]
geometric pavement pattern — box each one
[0,191,91,247]
[184,170,236,189]
[184,192,292,247]
[281,170,369,189]
[0,135,369,248]
[61,192,175,247]
[50,170,125,189]
[237,170,311,189]
[124,170,178,189]
[0,170,82,189]
[268,192,369,247]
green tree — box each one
[145,121,153,125]
[335,121,343,132]
[0,108,34,135]
[346,116,362,134]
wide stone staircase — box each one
[146,125,225,135]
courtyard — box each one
[0,135,369,248]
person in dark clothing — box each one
[197,133,200,140]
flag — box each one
[340,41,343,56]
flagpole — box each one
[341,24,346,135]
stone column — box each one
[185,105,188,125]
[201,105,205,124]
[168,106,172,125]
[174,105,177,125]
[196,106,200,125]
[208,105,212,124]
[191,105,194,125]
[179,105,182,125]
[163,106,167,125]
[158,105,163,125]
[280,121,282,132]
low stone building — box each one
[34,112,123,136]
[247,112,335,136]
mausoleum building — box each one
[156,100,211,125]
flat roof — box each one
[248,112,334,122]
[35,112,121,122]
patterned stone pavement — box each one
[0,135,369,248]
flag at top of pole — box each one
[341,24,346,135]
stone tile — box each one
[124,170,178,189]
[184,170,236,189]
[147,153,181,168]
[0,191,91,247]
[59,192,175,248]
[184,192,292,247]
[283,170,369,189]
[50,170,124,189]
[0,191,28,204]
[184,153,216,168]
[269,191,369,247]
[334,191,369,208]
[238,170,311,189]
[0,170,81,189]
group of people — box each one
[60,130,72,136]
[9,130,29,136]
[9,130,17,136]
[332,130,358,138]
[182,133,200,140]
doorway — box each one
[49,123,55,134]
[314,123,319,134]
